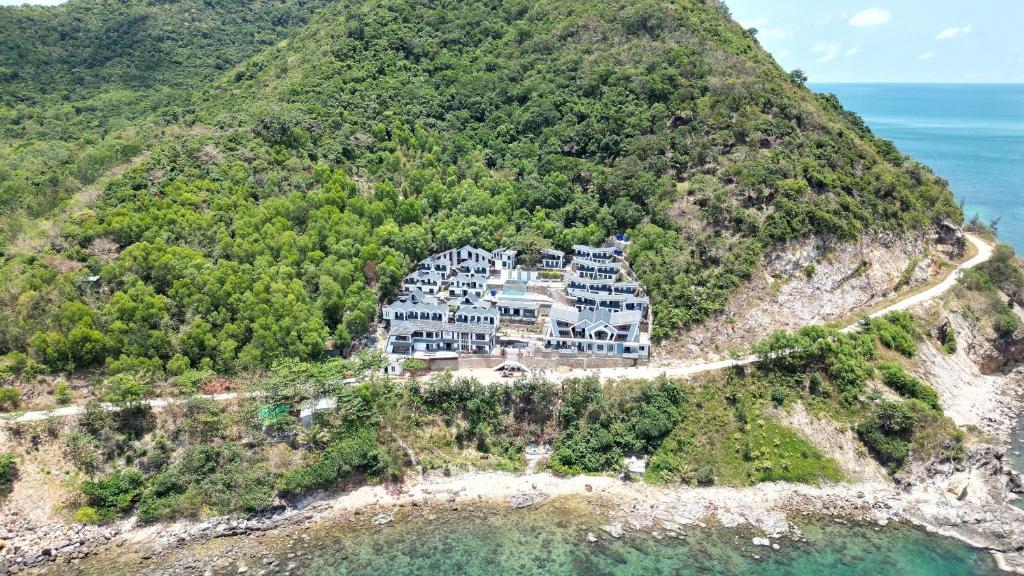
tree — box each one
[103,374,152,407]
[789,69,808,86]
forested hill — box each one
[0,0,334,241]
[0,0,961,377]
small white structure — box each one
[572,244,616,262]
[572,256,620,281]
[299,397,339,427]
[455,303,500,326]
[624,454,648,476]
[402,270,447,295]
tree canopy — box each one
[0,0,961,374]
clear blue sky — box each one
[724,1,1024,83]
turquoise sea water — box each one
[814,83,1024,252]
[58,498,1003,575]
[291,501,1003,576]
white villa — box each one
[450,272,488,298]
[543,304,649,358]
[541,248,565,269]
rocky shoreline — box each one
[5,457,1024,575]
[7,382,1024,574]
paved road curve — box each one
[457,232,993,384]
[5,233,993,423]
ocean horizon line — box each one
[810,81,1024,86]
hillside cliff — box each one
[0,0,962,375]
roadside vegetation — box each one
[1,309,966,523]
[752,311,960,472]
[957,244,1024,340]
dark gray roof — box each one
[391,320,496,336]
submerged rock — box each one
[372,511,395,526]
[602,522,624,539]
[508,492,547,509]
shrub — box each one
[73,506,101,524]
[941,329,957,354]
[277,429,384,496]
[165,354,190,376]
[871,312,917,357]
[0,452,17,494]
[0,387,21,411]
[63,431,103,474]
[994,311,1020,339]
[770,387,786,405]
[136,443,277,521]
[857,401,916,469]
[102,374,152,406]
[0,352,44,380]
[54,381,72,405]
[695,465,716,486]
[878,363,941,410]
[549,377,684,474]
[400,358,428,373]
[80,469,145,521]
[104,355,165,381]
[174,368,215,394]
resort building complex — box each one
[383,240,651,374]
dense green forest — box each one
[0,0,962,379]
[0,0,333,242]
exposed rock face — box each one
[915,337,1023,443]
[900,289,1024,571]
[675,232,933,357]
[897,446,1024,567]
[946,300,1024,375]
[937,219,967,257]
[770,403,889,483]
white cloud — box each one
[739,16,771,29]
[936,25,972,40]
[738,16,790,42]
[844,46,862,56]
[759,28,791,42]
[918,52,935,61]
[813,42,842,63]
[849,8,891,27]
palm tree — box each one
[298,423,330,450]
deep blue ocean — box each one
[814,83,1024,251]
